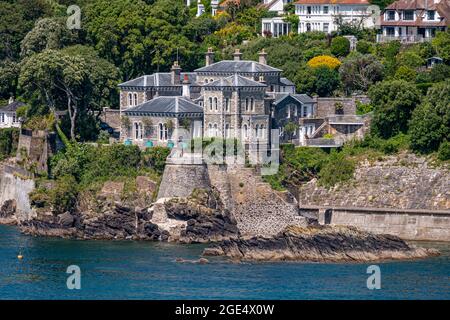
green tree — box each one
[330,36,350,57]
[394,65,417,82]
[19,48,119,140]
[313,66,340,97]
[409,81,450,154]
[432,30,450,62]
[0,60,19,99]
[368,80,422,139]
[339,53,384,93]
[20,18,80,57]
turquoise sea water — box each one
[0,225,448,300]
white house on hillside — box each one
[295,0,375,33]
[0,98,24,129]
[261,0,376,36]
[377,0,450,43]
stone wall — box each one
[298,153,449,210]
[313,95,369,118]
[299,206,450,241]
[298,153,450,241]
[16,129,56,173]
[157,163,211,199]
[0,165,35,222]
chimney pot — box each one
[258,49,267,65]
[233,48,242,61]
[205,47,214,66]
[171,61,181,85]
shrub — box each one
[394,66,417,81]
[318,152,355,187]
[97,130,110,144]
[437,141,450,161]
[307,55,341,69]
[0,128,19,159]
[330,36,350,57]
[50,175,79,213]
[142,146,170,174]
[356,40,372,54]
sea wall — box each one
[0,165,36,222]
[157,163,211,199]
[298,153,450,241]
[299,206,450,241]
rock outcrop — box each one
[20,202,170,240]
[164,188,240,243]
[203,225,440,262]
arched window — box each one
[255,124,259,138]
[250,98,254,111]
[214,97,218,110]
[134,123,139,139]
[159,123,168,141]
[245,98,249,111]
[128,93,133,106]
[225,123,230,138]
[209,97,213,111]
[243,124,248,139]
[225,98,230,112]
[213,123,218,137]
[133,93,138,106]
[260,125,265,138]
[208,123,213,137]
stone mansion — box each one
[118,49,314,148]
[117,48,368,153]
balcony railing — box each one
[376,34,432,43]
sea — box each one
[0,225,448,300]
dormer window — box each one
[387,10,395,21]
[403,10,414,21]
[427,10,435,20]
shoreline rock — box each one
[203,225,440,262]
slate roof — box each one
[273,93,314,105]
[203,74,267,88]
[0,100,25,112]
[280,77,295,86]
[195,60,281,73]
[123,96,203,116]
[118,72,198,88]
[294,0,369,4]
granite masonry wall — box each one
[0,165,35,222]
[157,163,211,199]
[298,153,450,241]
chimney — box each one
[8,96,14,104]
[205,47,214,66]
[171,61,181,85]
[182,74,190,97]
[233,48,243,61]
[258,49,267,65]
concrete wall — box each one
[0,165,35,221]
[157,163,211,199]
[300,206,450,241]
